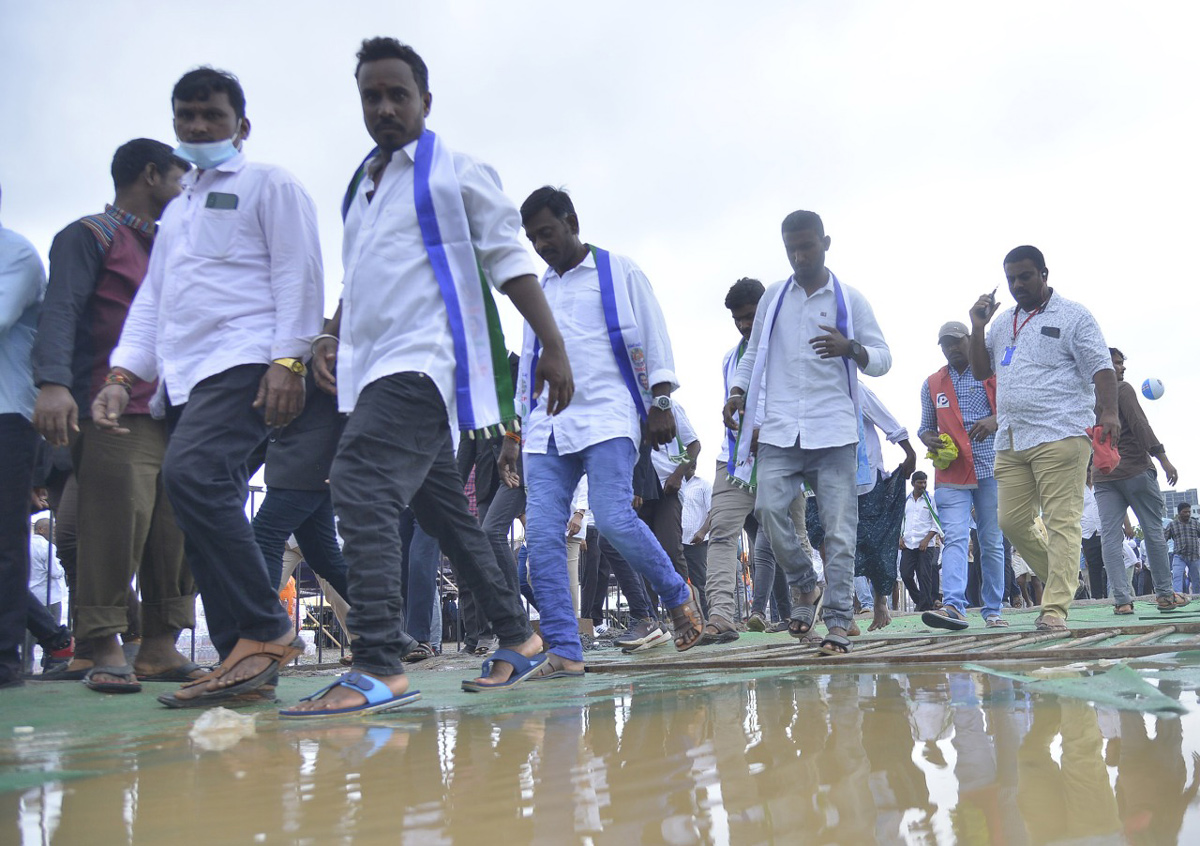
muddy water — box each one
[8,670,1200,844]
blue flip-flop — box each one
[461,648,548,692]
[278,672,421,719]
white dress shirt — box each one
[680,473,712,542]
[732,272,890,451]
[859,382,909,496]
[650,401,699,485]
[28,533,64,606]
[1081,485,1102,539]
[112,153,324,404]
[524,250,677,456]
[337,140,535,415]
[902,492,942,549]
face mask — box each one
[175,138,240,170]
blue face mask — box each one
[175,138,240,170]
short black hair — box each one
[111,139,190,190]
[520,186,575,226]
[173,67,246,120]
[1109,347,1126,361]
[1003,245,1046,272]
[911,470,928,482]
[781,210,824,237]
[1179,502,1192,513]
[725,278,765,310]
[355,37,429,94]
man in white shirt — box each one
[725,211,892,655]
[901,471,943,611]
[0,193,46,688]
[288,39,572,716]
[503,186,704,677]
[27,519,64,616]
[95,68,324,706]
[679,462,712,616]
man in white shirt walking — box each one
[900,471,943,611]
[725,211,892,655]
[680,462,713,618]
[287,39,572,716]
[505,186,705,677]
[95,68,324,706]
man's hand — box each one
[647,407,676,448]
[498,437,521,488]
[919,536,931,552]
[534,344,574,416]
[30,487,49,511]
[34,385,80,447]
[632,495,643,511]
[896,453,917,481]
[312,336,338,395]
[722,392,745,431]
[689,530,705,545]
[969,292,999,330]
[567,511,584,537]
[969,415,998,441]
[253,363,306,427]
[91,385,132,434]
[663,468,684,496]
[1160,457,1180,487]
[919,430,943,451]
[809,324,851,359]
[1096,408,1121,447]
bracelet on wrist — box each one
[310,334,340,357]
[504,430,523,445]
[104,371,133,394]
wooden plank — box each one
[981,631,1070,652]
[1043,631,1116,650]
[1112,626,1176,648]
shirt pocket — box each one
[190,209,240,260]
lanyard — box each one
[1011,302,1046,343]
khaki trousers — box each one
[74,416,194,641]
[995,436,1091,621]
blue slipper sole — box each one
[461,649,548,692]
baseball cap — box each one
[937,321,969,343]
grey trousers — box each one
[755,442,858,631]
[331,373,531,676]
[1094,469,1172,603]
[704,459,807,623]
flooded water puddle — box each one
[5,662,1200,844]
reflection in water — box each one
[7,670,1200,843]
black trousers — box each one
[900,546,939,612]
[1082,533,1107,599]
[1,415,37,685]
[331,373,531,676]
[163,365,292,660]
[683,541,709,616]
[577,526,606,623]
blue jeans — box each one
[252,488,349,605]
[1172,555,1200,595]
[855,576,874,611]
[397,509,440,644]
[525,437,689,662]
[935,478,1004,619]
[755,443,857,631]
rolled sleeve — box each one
[461,161,537,289]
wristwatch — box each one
[847,340,865,362]
[273,357,307,377]
[651,395,673,412]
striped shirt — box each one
[919,365,996,481]
[679,474,712,542]
[1165,518,1200,562]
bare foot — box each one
[869,604,893,632]
[469,633,545,687]
[286,672,410,714]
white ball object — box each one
[1141,378,1165,400]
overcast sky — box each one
[3,2,1198,520]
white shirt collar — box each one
[546,247,596,281]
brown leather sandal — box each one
[1114,604,1135,615]
[158,637,305,709]
[669,584,705,652]
[1158,593,1190,611]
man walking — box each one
[285,39,572,716]
[1093,347,1186,611]
[968,245,1118,630]
[900,471,942,612]
[1165,503,1200,597]
[33,139,198,692]
[918,320,1006,631]
[507,185,704,678]
[725,210,892,655]
[95,69,325,705]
